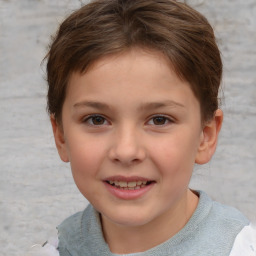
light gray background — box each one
[0,0,255,255]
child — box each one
[29,0,256,255]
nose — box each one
[108,126,146,166]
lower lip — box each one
[104,182,155,200]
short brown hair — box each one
[45,0,222,124]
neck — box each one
[101,189,199,254]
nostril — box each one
[112,157,141,166]
[108,137,147,164]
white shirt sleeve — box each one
[229,223,256,256]
[27,237,59,256]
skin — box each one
[51,48,223,254]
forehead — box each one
[68,48,184,90]
[65,48,199,111]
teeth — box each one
[119,181,127,188]
[127,181,137,187]
[108,180,150,189]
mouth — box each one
[105,180,154,190]
[103,177,156,200]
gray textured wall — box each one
[0,0,255,255]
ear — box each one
[195,109,223,164]
[50,115,69,162]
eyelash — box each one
[82,114,174,127]
[83,115,110,126]
[147,115,174,126]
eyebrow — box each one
[73,100,185,111]
[73,101,110,110]
[138,100,185,111]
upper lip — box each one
[104,175,154,182]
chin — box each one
[104,209,156,228]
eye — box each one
[147,115,172,126]
[83,115,108,126]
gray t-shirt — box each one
[57,191,249,256]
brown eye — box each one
[84,115,107,126]
[92,116,105,125]
[147,115,174,126]
[152,116,168,125]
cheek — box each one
[150,132,199,173]
[67,140,107,200]
[67,138,106,178]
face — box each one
[52,48,220,231]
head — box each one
[46,0,222,126]
[45,1,223,250]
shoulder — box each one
[199,191,249,227]
[183,191,250,255]
[57,204,94,244]
[26,207,92,256]
[58,210,84,235]
[57,204,103,255]
[229,223,256,256]
[211,198,249,225]
[57,209,86,254]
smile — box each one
[106,180,153,190]
[104,177,155,200]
